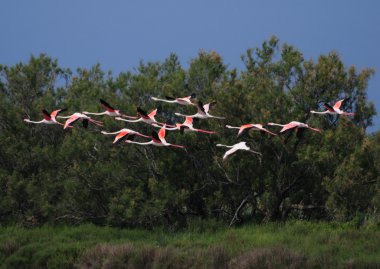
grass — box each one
[0,221,379,268]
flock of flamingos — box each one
[24,94,354,161]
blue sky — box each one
[1,0,379,131]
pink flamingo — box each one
[175,101,225,119]
[216,141,261,161]
[83,99,138,119]
[151,93,196,106]
[267,121,321,134]
[152,117,216,135]
[24,109,67,126]
[125,124,185,148]
[115,107,174,127]
[311,99,355,116]
[225,123,276,137]
[101,128,151,144]
[57,113,103,129]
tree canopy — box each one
[0,37,378,229]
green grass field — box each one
[0,221,379,268]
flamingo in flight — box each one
[216,141,261,162]
[152,117,216,135]
[125,124,185,148]
[151,93,196,106]
[225,123,277,137]
[82,99,138,119]
[24,109,67,126]
[175,101,225,119]
[101,128,151,144]
[57,113,103,129]
[267,121,321,135]
[115,107,175,127]
[311,99,355,116]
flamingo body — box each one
[101,128,151,143]
[83,99,138,119]
[125,124,185,148]
[216,141,261,161]
[152,117,216,134]
[151,93,196,106]
[58,113,103,129]
[311,99,355,116]
[115,107,175,127]
[175,101,225,119]
[267,121,321,134]
[226,123,277,136]
[24,109,66,126]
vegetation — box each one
[0,36,379,229]
[0,221,379,268]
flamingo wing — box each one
[197,101,206,114]
[203,101,217,113]
[253,124,277,136]
[296,128,305,138]
[82,119,89,128]
[183,117,193,125]
[223,146,240,161]
[114,131,129,143]
[64,114,81,129]
[151,131,161,143]
[137,107,149,119]
[333,99,346,110]
[323,103,335,112]
[127,134,136,141]
[148,109,158,118]
[42,109,52,121]
[50,109,66,120]
[158,125,166,140]
[180,125,189,135]
[238,124,253,136]
[280,122,299,133]
[165,95,176,100]
[100,99,115,112]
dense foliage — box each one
[0,37,379,228]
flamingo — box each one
[175,101,225,119]
[82,99,138,119]
[115,107,175,127]
[225,123,277,137]
[101,128,151,144]
[24,109,67,126]
[125,124,185,148]
[57,113,103,129]
[267,121,321,135]
[311,99,355,116]
[151,93,196,106]
[152,117,217,135]
[216,141,261,161]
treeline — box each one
[0,37,379,229]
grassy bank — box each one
[0,221,379,268]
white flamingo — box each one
[311,99,355,116]
[216,141,261,161]
[152,117,216,134]
[24,109,67,126]
[225,123,276,137]
[151,93,196,106]
[57,113,103,129]
[125,124,185,148]
[175,101,225,119]
[101,128,151,144]
[82,99,138,119]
